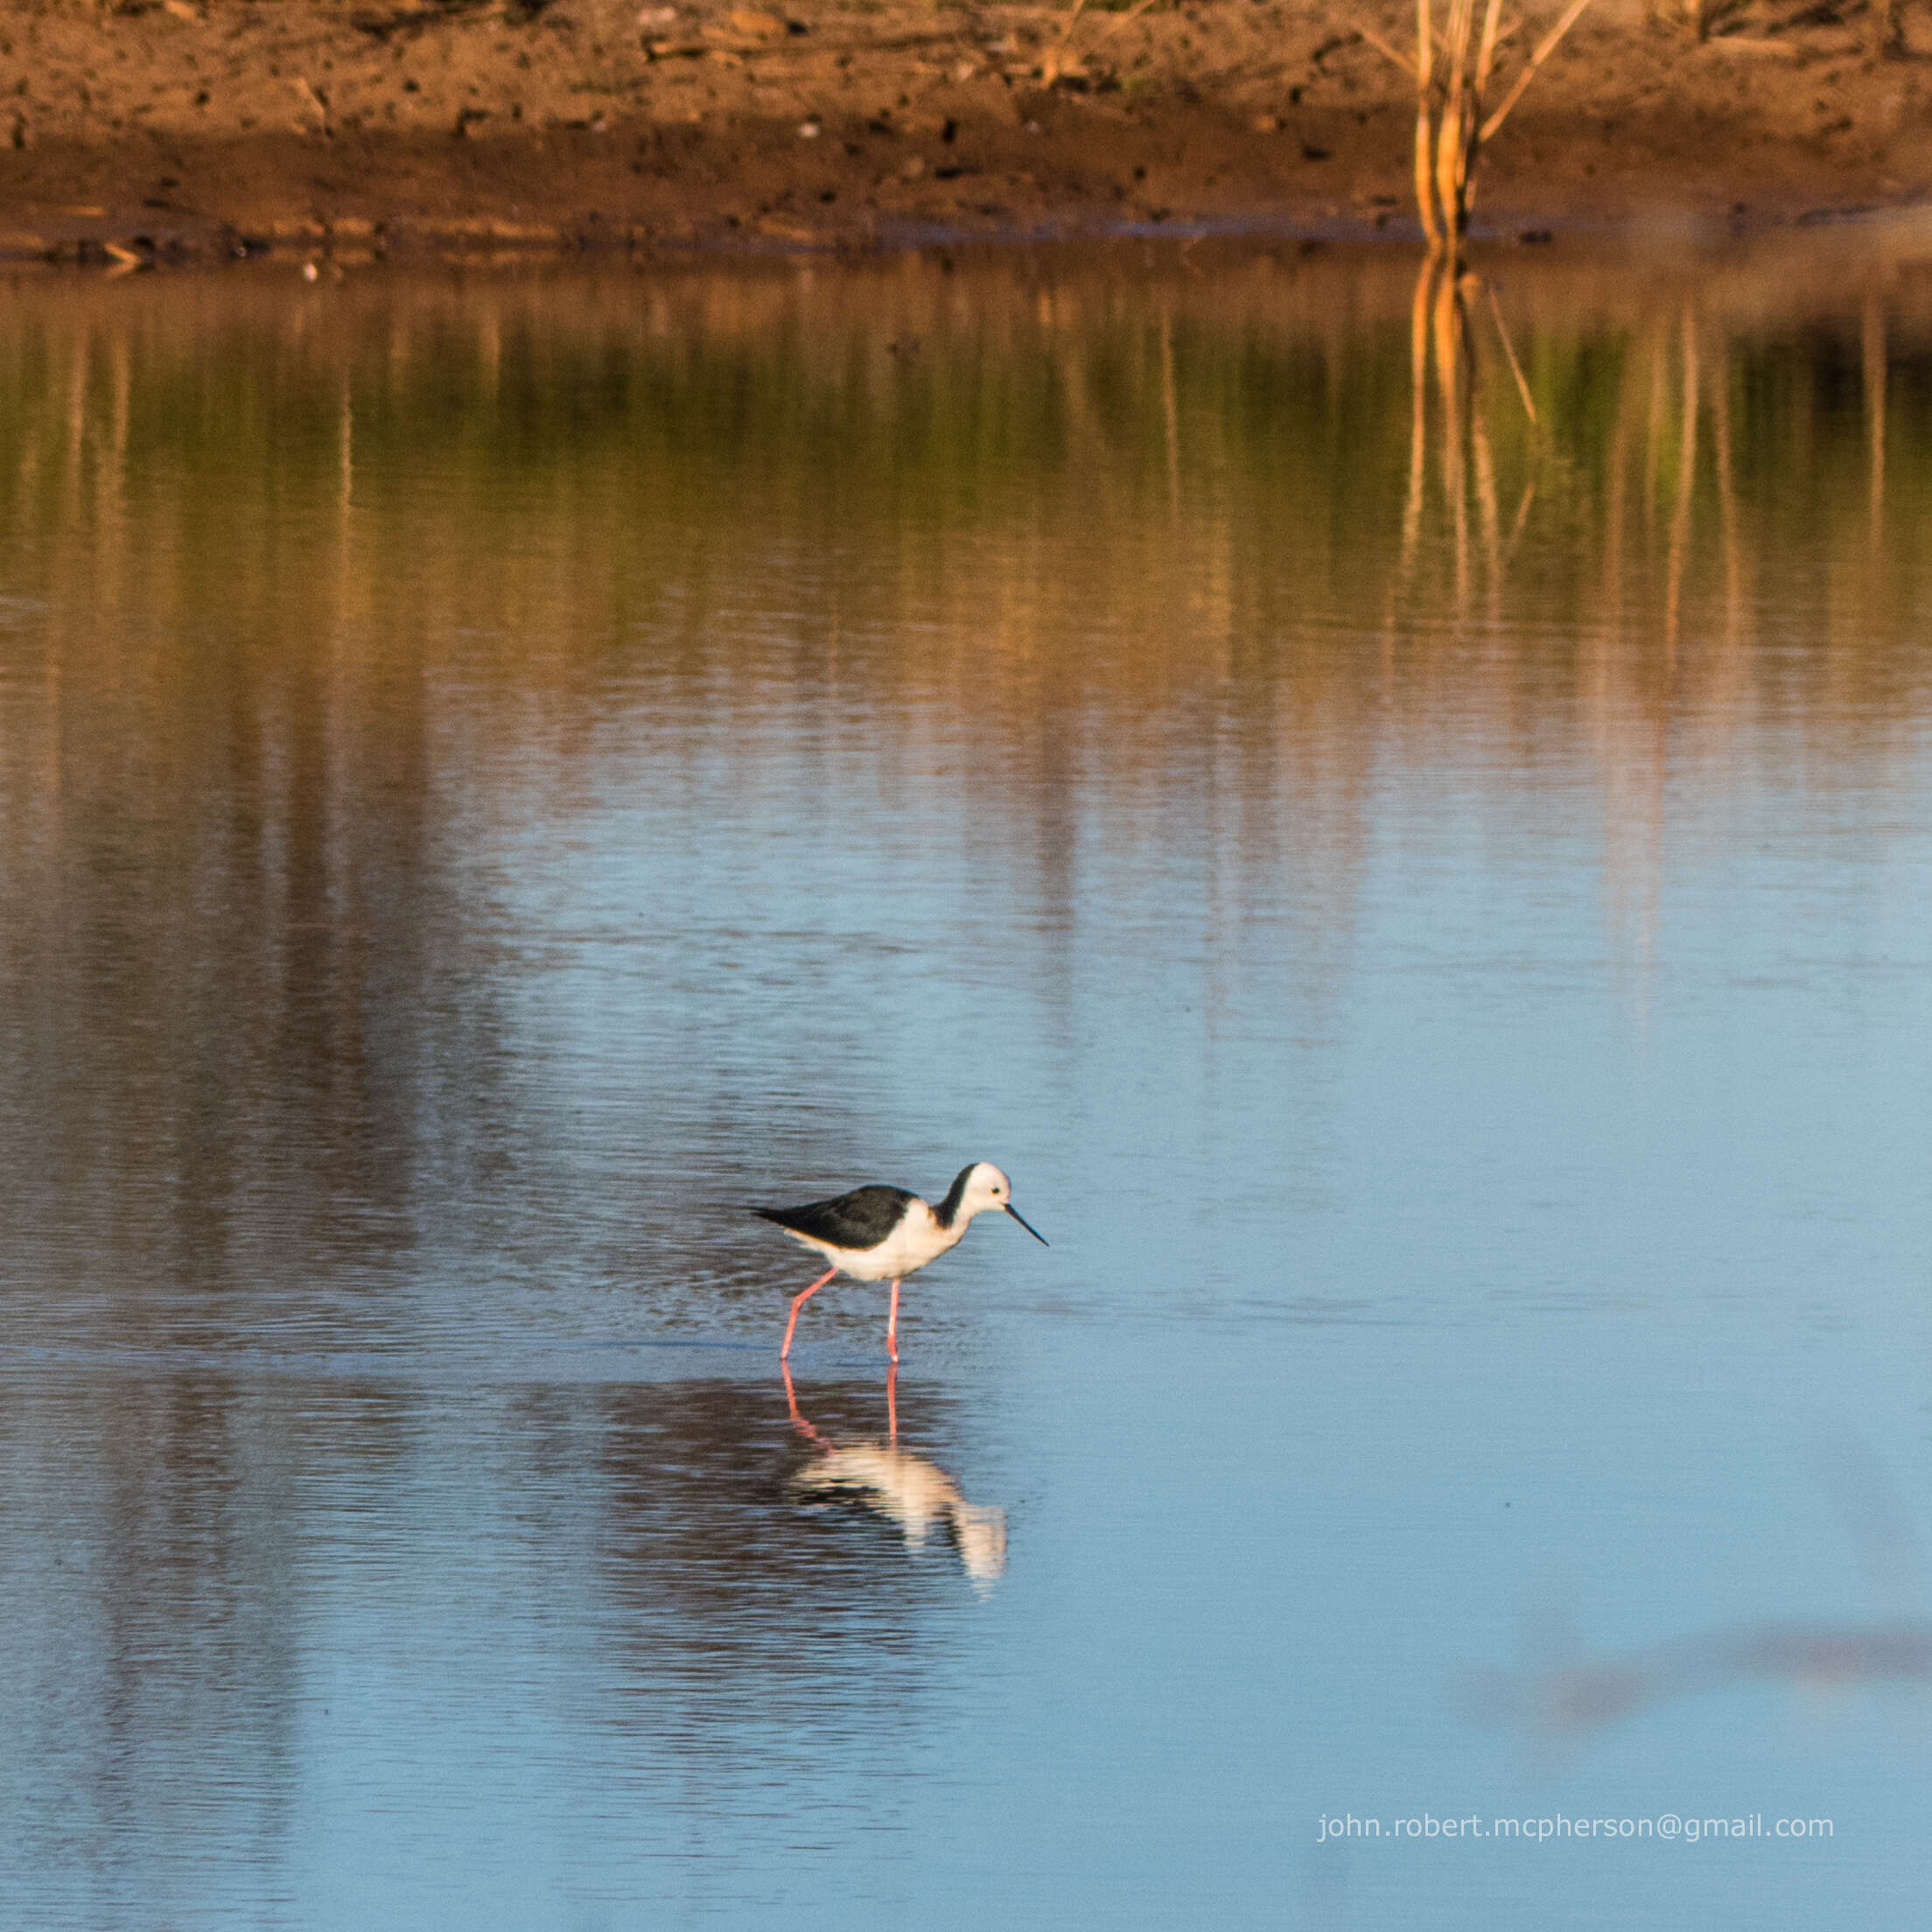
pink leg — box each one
[781,1359,825,1446]
[886,1361,899,1444]
[780,1267,838,1359]
[886,1278,901,1362]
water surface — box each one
[4,237,1932,1927]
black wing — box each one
[753,1185,914,1252]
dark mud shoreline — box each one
[4,0,1932,267]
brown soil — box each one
[4,0,1932,263]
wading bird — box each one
[755,1161,1047,1362]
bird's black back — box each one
[753,1185,916,1252]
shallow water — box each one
[4,236,1932,1927]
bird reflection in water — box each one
[782,1364,1007,1591]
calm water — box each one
[4,235,1932,1928]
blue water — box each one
[1,245,1929,1927]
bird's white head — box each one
[950,1163,1048,1245]
[958,1162,1013,1218]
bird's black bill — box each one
[1006,1204,1049,1246]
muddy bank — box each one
[4,0,1932,262]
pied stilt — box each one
[755,1160,1047,1361]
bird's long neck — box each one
[931,1166,977,1231]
